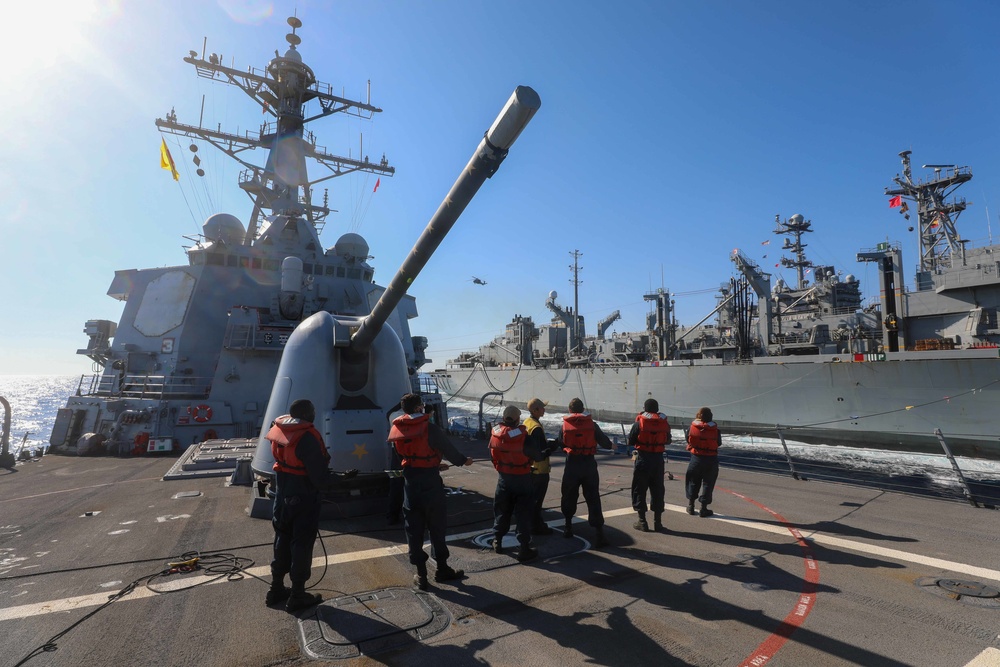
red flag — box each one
[373,178,380,193]
[889,195,902,208]
[761,240,770,246]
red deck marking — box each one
[722,487,820,667]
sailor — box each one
[556,397,615,547]
[266,399,357,612]
[524,398,558,535]
[489,405,547,562]
[627,398,671,532]
[389,392,474,590]
[685,407,722,517]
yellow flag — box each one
[160,138,179,181]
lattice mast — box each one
[885,150,972,276]
[154,16,395,244]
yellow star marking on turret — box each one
[353,443,368,460]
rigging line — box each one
[171,135,207,223]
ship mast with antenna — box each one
[154,16,395,244]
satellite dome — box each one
[202,213,245,245]
[332,233,370,261]
[789,213,805,224]
[283,47,302,62]
[845,274,856,283]
[548,290,558,300]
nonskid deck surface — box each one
[3,441,1000,667]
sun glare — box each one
[1,1,117,82]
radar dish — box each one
[286,33,301,46]
[287,17,302,28]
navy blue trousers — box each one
[493,473,534,547]
[531,472,550,531]
[631,450,665,514]
[271,492,321,585]
[560,454,604,527]
[685,455,720,505]
[402,468,450,566]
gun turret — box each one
[251,87,540,500]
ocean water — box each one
[0,375,81,457]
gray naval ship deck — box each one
[4,436,1000,667]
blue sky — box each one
[3,0,1000,376]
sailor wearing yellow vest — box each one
[685,406,722,517]
[556,397,615,547]
[524,398,558,535]
[489,405,547,562]
[627,398,671,532]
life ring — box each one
[189,404,213,423]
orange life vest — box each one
[388,413,442,468]
[562,413,598,456]
[267,416,328,476]
[634,411,670,453]
[687,420,720,456]
[489,424,532,474]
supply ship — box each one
[434,152,1000,458]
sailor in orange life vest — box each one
[627,398,671,532]
[266,399,358,612]
[388,392,473,591]
[685,406,722,517]
[489,405,548,562]
[555,397,615,547]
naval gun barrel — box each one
[349,86,541,354]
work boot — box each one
[531,524,554,536]
[633,513,649,532]
[699,504,714,518]
[285,584,322,612]
[265,580,290,606]
[563,520,574,539]
[594,525,610,548]
[491,536,505,554]
[516,545,538,563]
[413,564,429,591]
[653,513,664,531]
[686,501,696,516]
[434,564,465,582]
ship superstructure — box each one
[435,154,1000,458]
[51,18,438,455]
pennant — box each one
[373,177,380,193]
[761,240,770,246]
[889,195,902,208]
[160,139,179,181]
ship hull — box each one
[433,348,1000,459]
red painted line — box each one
[720,487,820,667]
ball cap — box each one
[527,398,548,411]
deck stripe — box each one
[3,503,999,623]
[727,491,819,667]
